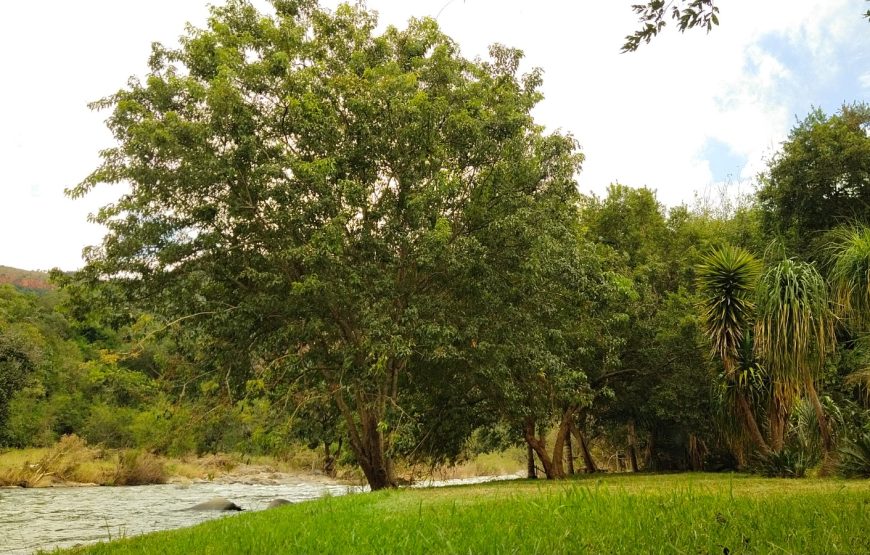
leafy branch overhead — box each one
[622,0,719,52]
[623,0,869,52]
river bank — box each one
[0,435,525,489]
[0,435,333,488]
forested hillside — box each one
[0,266,53,292]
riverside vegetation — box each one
[0,434,525,488]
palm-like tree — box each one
[755,258,835,454]
[698,245,771,454]
[826,225,870,392]
[827,226,870,327]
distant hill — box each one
[0,265,54,291]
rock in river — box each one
[188,497,243,511]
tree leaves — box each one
[622,0,720,53]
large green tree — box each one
[757,103,870,256]
[70,0,583,489]
[826,226,870,392]
[583,186,727,470]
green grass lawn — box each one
[69,473,870,554]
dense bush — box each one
[82,404,136,448]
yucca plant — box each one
[698,245,770,454]
[826,226,870,330]
[698,245,762,372]
[755,258,835,454]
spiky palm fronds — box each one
[794,395,843,458]
[697,245,762,376]
[793,397,820,455]
[839,432,870,477]
[754,258,834,384]
[755,447,810,478]
[825,225,870,330]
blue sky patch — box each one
[702,138,748,182]
[756,28,870,122]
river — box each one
[0,475,514,554]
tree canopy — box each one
[757,103,870,255]
[69,0,588,489]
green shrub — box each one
[82,404,135,448]
[3,393,55,447]
[838,432,870,478]
[129,403,197,456]
[754,448,810,478]
[49,392,89,436]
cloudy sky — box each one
[1,0,868,271]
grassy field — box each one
[67,473,870,554]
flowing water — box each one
[0,475,515,554]
[0,480,356,554]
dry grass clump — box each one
[195,452,240,474]
[161,459,205,480]
[397,448,526,484]
[0,437,170,487]
[112,450,168,486]
[274,448,321,472]
[0,434,100,487]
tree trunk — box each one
[571,422,597,473]
[627,420,639,472]
[805,379,833,455]
[565,429,575,476]
[550,408,575,479]
[768,396,787,452]
[523,419,560,479]
[323,441,336,477]
[358,415,395,490]
[736,390,772,455]
[333,390,396,490]
[645,431,656,470]
[526,443,537,479]
[688,433,704,471]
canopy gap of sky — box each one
[1,0,868,270]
